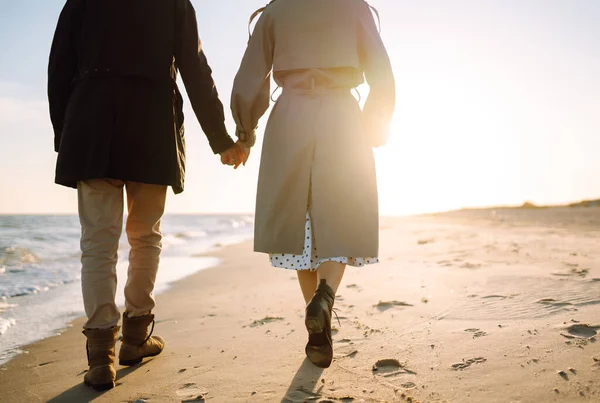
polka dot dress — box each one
[269,212,379,271]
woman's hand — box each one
[220,144,244,169]
[235,140,251,166]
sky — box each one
[0,0,598,215]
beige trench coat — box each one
[231,0,395,258]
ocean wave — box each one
[0,246,40,266]
[173,231,208,239]
[1,282,66,298]
[13,285,50,297]
[0,298,18,312]
[220,216,253,230]
[0,317,16,335]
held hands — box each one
[219,141,250,169]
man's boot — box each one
[82,326,120,391]
[119,313,165,366]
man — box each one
[48,0,243,391]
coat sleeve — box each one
[357,3,396,148]
[175,0,234,155]
[230,10,274,148]
[48,0,82,153]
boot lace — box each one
[140,320,155,347]
[332,308,342,327]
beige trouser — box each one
[78,179,167,329]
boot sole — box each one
[305,317,333,368]
[305,317,324,334]
[84,379,115,391]
[119,350,162,367]
[305,338,333,368]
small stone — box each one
[553,388,559,393]
[251,391,257,396]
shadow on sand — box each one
[281,357,325,403]
[47,360,151,403]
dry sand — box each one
[1,208,599,402]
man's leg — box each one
[119,181,167,366]
[123,181,167,315]
[79,179,124,329]
[78,178,124,390]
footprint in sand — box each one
[334,349,358,359]
[451,357,487,370]
[552,267,590,278]
[373,301,413,312]
[460,262,482,269]
[249,316,285,328]
[176,383,209,402]
[464,328,487,338]
[346,284,362,292]
[372,359,416,376]
[537,298,572,307]
[481,295,510,300]
[373,358,400,371]
[561,324,599,339]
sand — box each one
[1,208,599,402]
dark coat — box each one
[48,0,234,193]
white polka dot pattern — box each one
[269,212,379,271]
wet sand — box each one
[1,208,599,402]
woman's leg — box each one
[304,260,343,368]
[297,270,318,304]
[316,261,346,294]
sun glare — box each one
[373,61,528,216]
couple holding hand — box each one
[49,0,394,391]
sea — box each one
[0,214,253,365]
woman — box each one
[231,0,395,368]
